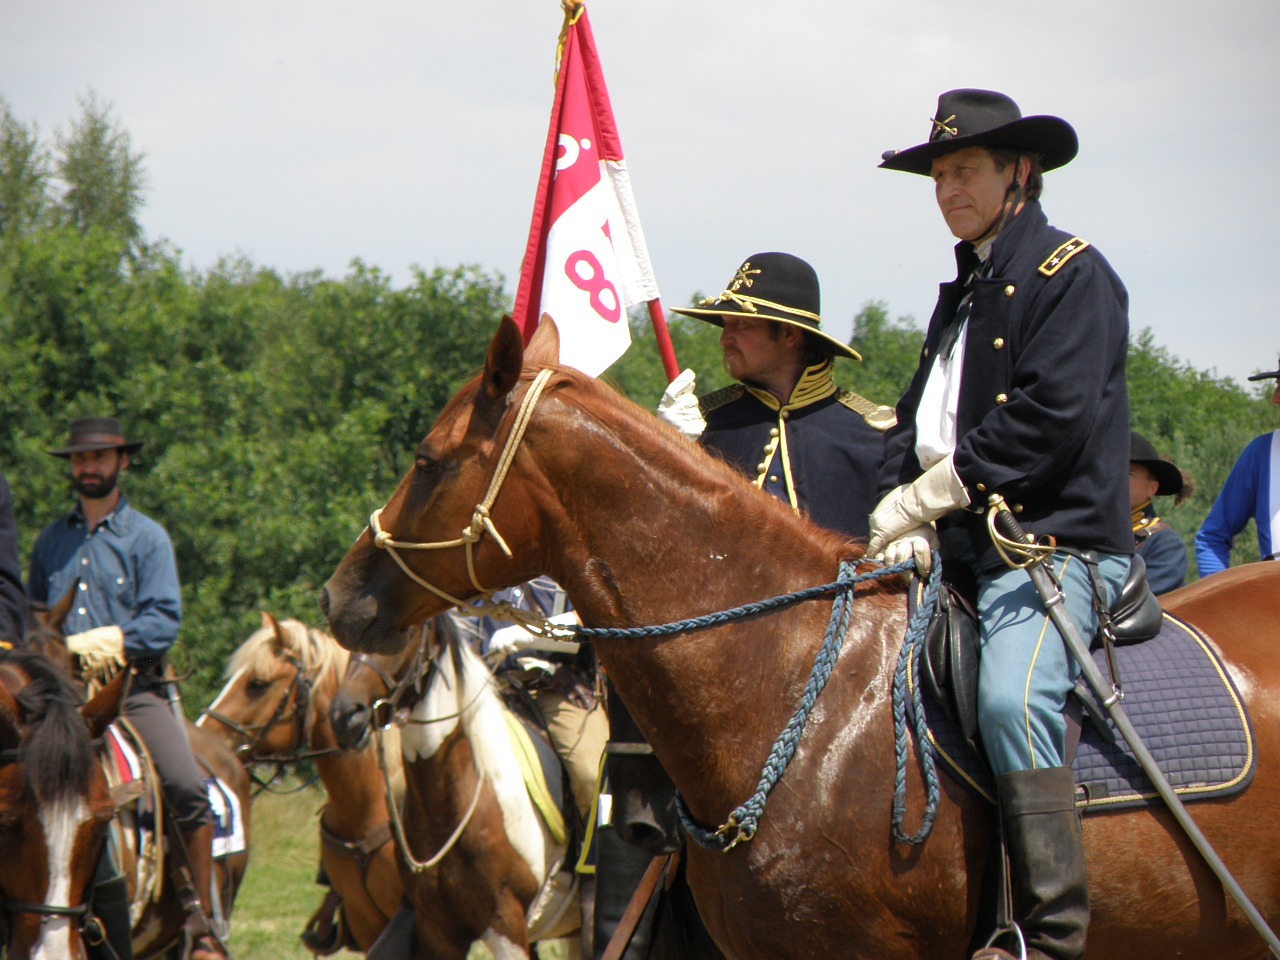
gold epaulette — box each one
[698,384,745,415]
[1038,237,1090,277]
[837,390,897,431]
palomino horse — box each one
[197,613,404,954]
[0,650,123,960]
[328,613,581,960]
[23,596,253,960]
[321,316,1280,959]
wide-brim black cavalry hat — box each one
[879,88,1078,176]
[48,417,144,458]
[1130,431,1184,498]
[671,252,861,361]
[1248,356,1280,382]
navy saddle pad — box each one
[911,611,1257,813]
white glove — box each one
[66,625,126,673]
[877,524,941,576]
[485,612,581,658]
[656,368,705,439]
[867,455,970,557]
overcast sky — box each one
[3,0,1277,389]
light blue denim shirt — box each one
[27,497,182,659]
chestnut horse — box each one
[23,594,253,960]
[0,650,123,960]
[328,613,581,960]
[320,316,1280,959]
[197,613,405,954]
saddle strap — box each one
[599,852,676,960]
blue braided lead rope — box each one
[890,560,943,845]
[566,563,907,641]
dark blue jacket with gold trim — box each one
[700,362,893,539]
[879,201,1132,572]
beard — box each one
[73,467,120,500]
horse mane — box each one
[3,649,96,802]
[227,617,349,691]
[432,612,517,779]
[522,364,903,600]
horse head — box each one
[197,612,348,765]
[329,618,441,751]
[0,651,123,960]
[322,316,562,655]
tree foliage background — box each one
[2,96,1274,708]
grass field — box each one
[224,782,570,959]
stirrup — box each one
[973,921,1026,960]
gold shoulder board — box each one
[1038,237,1091,277]
[698,384,745,414]
[838,391,898,431]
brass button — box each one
[780,410,790,420]
[1013,503,1024,514]
[1004,285,1016,297]
[769,427,780,437]
[976,482,988,493]
[995,393,1008,404]
[923,347,930,359]
[756,463,767,474]
[769,475,779,483]
[993,337,1005,350]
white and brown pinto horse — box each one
[197,614,404,953]
[329,613,581,960]
[321,316,1280,959]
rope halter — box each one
[368,368,556,612]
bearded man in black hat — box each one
[870,90,1133,960]
[1195,357,1280,573]
[1130,431,1191,594]
[27,417,228,960]
[658,251,895,538]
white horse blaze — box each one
[32,796,90,960]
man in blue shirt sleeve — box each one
[28,417,227,960]
[1194,359,1280,575]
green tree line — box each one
[2,96,1274,708]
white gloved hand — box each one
[656,368,705,439]
[867,455,970,557]
[877,524,941,576]
[66,625,126,673]
[485,612,581,658]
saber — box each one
[987,495,1280,958]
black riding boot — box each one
[974,766,1089,960]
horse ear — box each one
[525,313,562,368]
[262,611,289,650]
[81,671,125,740]
[50,581,77,628]
[483,316,526,401]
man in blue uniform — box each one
[872,90,1132,960]
[1194,358,1280,573]
[28,417,227,960]
[660,250,895,538]
[1129,432,1190,595]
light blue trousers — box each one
[976,551,1130,775]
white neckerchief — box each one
[915,239,994,468]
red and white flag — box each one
[512,4,661,377]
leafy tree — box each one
[0,98,50,241]
[53,92,147,245]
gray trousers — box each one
[124,683,212,829]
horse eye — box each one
[245,677,272,695]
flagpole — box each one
[646,300,679,382]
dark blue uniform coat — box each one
[701,363,891,539]
[879,201,1132,572]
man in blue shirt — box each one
[1195,358,1280,574]
[27,417,226,960]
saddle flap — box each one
[922,583,982,745]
